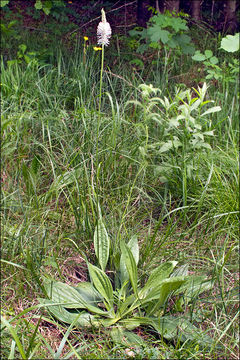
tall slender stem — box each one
[96,44,104,225]
[98,44,104,117]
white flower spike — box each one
[97,8,112,46]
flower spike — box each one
[97,8,112,46]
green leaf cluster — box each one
[129,11,195,55]
[126,82,220,185]
[192,33,239,82]
[39,219,214,346]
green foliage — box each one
[192,33,239,82]
[39,221,213,347]
[192,49,218,64]
[126,82,221,204]
[1,20,19,38]
[35,0,65,15]
[0,0,9,7]
[5,43,49,67]
[129,11,195,55]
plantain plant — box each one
[39,215,214,347]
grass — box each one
[1,27,239,359]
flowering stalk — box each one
[96,8,111,230]
[97,8,111,115]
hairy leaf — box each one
[120,241,138,296]
[38,299,100,327]
[120,235,139,285]
[94,218,110,271]
[88,263,113,307]
[140,261,178,298]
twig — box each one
[104,70,141,92]
[21,26,50,33]
[70,0,137,33]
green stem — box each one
[96,45,104,226]
[98,44,104,116]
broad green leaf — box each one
[193,132,204,140]
[99,317,123,327]
[174,276,213,304]
[44,280,88,309]
[43,279,108,315]
[122,277,186,317]
[127,235,139,265]
[159,141,174,153]
[192,51,206,61]
[88,263,113,307]
[148,27,170,43]
[38,299,100,327]
[43,7,51,15]
[171,264,189,277]
[201,106,221,116]
[190,98,201,111]
[169,16,188,32]
[34,0,42,10]
[143,277,187,313]
[120,241,138,296]
[220,33,239,52]
[43,0,52,15]
[140,261,178,298]
[151,316,214,345]
[118,293,135,315]
[75,282,103,303]
[110,327,146,346]
[181,43,195,55]
[209,56,218,64]
[94,218,110,271]
[119,316,153,329]
[199,143,212,150]
[204,49,213,58]
[119,235,139,285]
[19,44,27,53]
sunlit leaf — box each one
[94,218,110,271]
[140,261,178,298]
[88,263,113,307]
[220,33,239,52]
[120,241,138,296]
[201,106,221,116]
[120,235,139,284]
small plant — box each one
[39,216,214,347]
[192,33,239,82]
[6,44,40,66]
[126,82,221,204]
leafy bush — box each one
[126,82,221,203]
[129,11,195,56]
